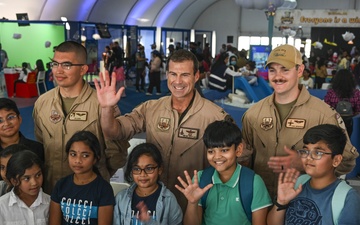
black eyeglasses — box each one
[297,149,333,160]
[50,61,84,70]
[132,166,158,175]
[0,114,18,124]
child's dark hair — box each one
[6,150,44,190]
[303,124,346,157]
[1,144,28,158]
[0,98,20,115]
[124,143,163,183]
[203,120,242,149]
[65,131,101,175]
[21,62,28,75]
[303,68,311,74]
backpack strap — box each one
[295,175,351,225]
[199,166,215,209]
[295,174,311,189]
[199,166,255,223]
[332,180,352,225]
[239,166,255,223]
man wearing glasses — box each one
[33,41,129,194]
[240,44,358,198]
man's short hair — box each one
[0,98,20,115]
[303,124,347,156]
[55,41,87,63]
[165,49,199,74]
[203,120,242,149]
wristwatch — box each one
[274,196,289,211]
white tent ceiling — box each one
[0,0,221,29]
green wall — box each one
[0,22,65,68]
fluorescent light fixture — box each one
[136,18,149,22]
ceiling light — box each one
[61,17,67,22]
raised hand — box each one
[175,170,213,204]
[277,168,302,205]
[94,70,124,108]
[268,145,304,173]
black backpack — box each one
[336,99,353,117]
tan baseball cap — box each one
[265,44,302,69]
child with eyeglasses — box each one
[113,143,183,225]
[267,124,360,225]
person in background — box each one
[228,54,239,71]
[49,131,114,225]
[267,124,360,225]
[0,43,8,70]
[314,58,328,89]
[113,60,126,98]
[33,41,129,194]
[241,44,358,199]
[299,68,314,89]
[0,98,44,161]
[176,120,272,225]
[175,42,182,51]
[168,44,175,57]
[13,62,31,96]
[324,69,360,137]
[113,143,182,225]
[34,59,45,75]
[95,49,232,212]
[103,45,113,72]
[45,62,55,90]
[0,150,50,224]
[146,50,162,96]
[239,60,258,86]
[208,52,242,91]
[135,45,147,92]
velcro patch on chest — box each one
[50,110,62,124]
[178,127,199,140]
[157,117,171,131]
[260,117,273,131]
[286,118,306,129]
[69,111,88,121]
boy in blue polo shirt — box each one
[267,124,360,225]
[176,120,272,225]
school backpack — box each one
[199,166,255,223]
[336,99,353,117]
[295,174,352,225]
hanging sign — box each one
[274,10,360,28]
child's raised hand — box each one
[277,168,302,205]
[175,170,213,204]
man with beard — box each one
[240,44,358,199]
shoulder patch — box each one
[335,113,347,130]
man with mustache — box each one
[240,44,358,198]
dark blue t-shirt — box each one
[51,174,115,225]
